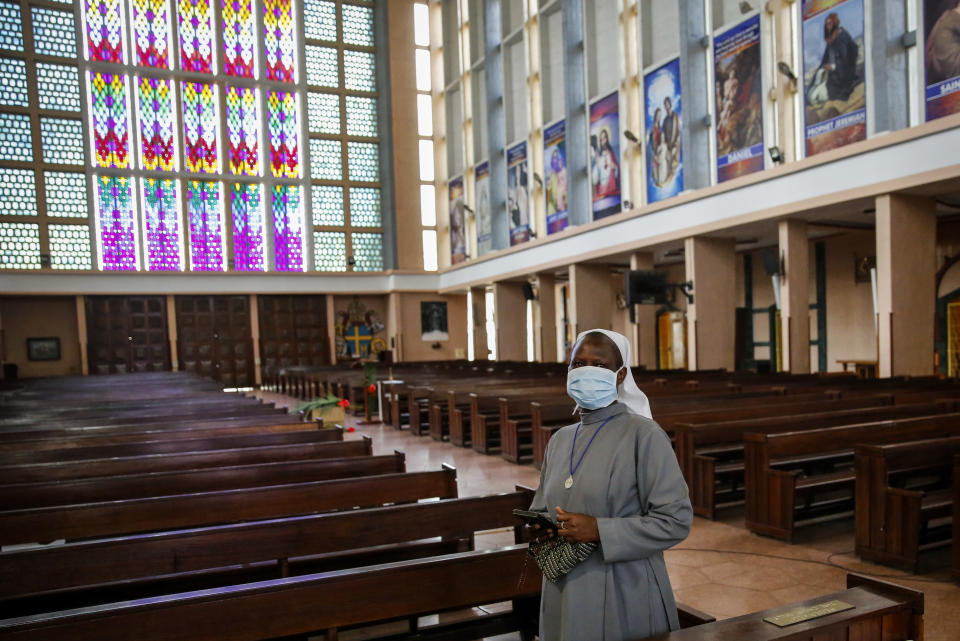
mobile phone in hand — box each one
[512,509,558,534]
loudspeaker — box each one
[625,270,668,306]
[522,282,536,300]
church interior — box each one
[2,0,960,638]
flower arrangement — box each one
[297,395,350,425]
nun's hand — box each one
[555,507,599,543]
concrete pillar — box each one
[779,220,810,373]
[869,0,909,134]
[630,252,658,370]
[470,286,488,360]
[569,263,616,337]
[536,273,558,362]
[484,0,509,250]
[678,0,709,190]
[876,195,936,377]
[493,281,527,361]
[685,237,737,371]
[562,0,590,226]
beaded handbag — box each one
[527,537,599,583]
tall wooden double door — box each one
[258,295,330,379]
[86,296,172,375]
[175,296,254,388]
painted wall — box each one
[0,296,82,378]
[822,231,877,372]
[393,292,468,361]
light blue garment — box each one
[530,402,693,641]
[566,365,623,410]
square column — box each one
[779,220,810,373]
[470,286,488,360]
[630,252,658,370]
[876,195,936,377]
[536,273,558,362]
[493,281,527,361]
[685,237,737,371]
[569,263,616,336]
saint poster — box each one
[544,120,569,233]
[420,301,449,341]
[506,141,531,246]
[448,176,466,264]
[714,15,764,182]
[644,60,683,203]
[475,161,492,255]
[589,91,622,219]
[924,0,960,120]
[802,0,866,155]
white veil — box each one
[571,329,653,419]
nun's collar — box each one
[580,401,628,425]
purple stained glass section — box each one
[142,178,181,270]
[94,175,138,270]
[231,182,264,271]
[187,180,224,271]
[272,184,302,272]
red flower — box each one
[367,384,376,394]
[346,427,356,433]
[338,399,350,408]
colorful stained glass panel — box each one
[223,0,256,78]
[37,63,81,112]
[0,222,41,269]
[310,138,341,180]
[137,76,177,171]
[84,0,125,63]
[186,180,224,270]
[267,90,298,178]
[0,58,28,107]
[49,224,93,269]
[0,169,37,216]
[32,8,77,58]
[313,231,345,271]
[225,85,259,175]
[44,172,88,217]
[142,178,182,270]
[351,232,383,271]
[303,0,336,41]
[311,184,343,226]
[178,0,214,73]
[132,0,172,68]
[0,3,24,52]
[94,175,138,271]
[181,81,219,173]
[89,72,131,169]
[341,3,373,47]
[263,0,295,82]
[272,184,303,271]
[230,182,264,271]
[0,113,33,162]
[41,118,84,164]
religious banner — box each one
[644,60,683,203]
[924,0,960,120]
[421,301,449,341]
[802,0,866,155]
[589,92,622,219]
[506,141,531,246]
[544,120,569,234]
[334,297,386,359]
[714,15,764,182]
[449,176,466,264]
[475,161,492,255]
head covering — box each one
[571,329,652,419]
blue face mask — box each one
[566,365,623,410]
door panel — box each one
[176,295,254,387]
[86,296,171,374]
[258,295,329,381]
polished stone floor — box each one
[253,391,960,640]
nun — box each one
[529,329,693,641]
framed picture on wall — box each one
[421,302,449,342]
[26,337,61,361]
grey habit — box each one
[530,402,693,641]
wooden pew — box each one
[0,461,464,547]
[0,437,373,484]
[744,413,960,541]
[954,453,960,583]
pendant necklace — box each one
[566,415,614,489]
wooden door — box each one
[86,296,171,374]
[258,295,329,381]
[176,296,254,387]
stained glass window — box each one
[132,0,172,68]
[49,224,93,269]
[223,0,255,78]
[0,222,41,269]
[304,0,336,41]
[83,0,125,63]
[310,138,341,180]
[225,85,259,176]
[267,90,298,178]
[349,187,380,226]
[181,81,219,173]
[345,96,377,137]
[263,0,295,83]
[41,118,84,165]
[89,71,131,169]
[94,175,138,270]
[314,231,345,271]
[351,232,383,271]
[37,64,81,112]
[230,182,264,271]
[138,76,177,171]
[272,184,303,271]
[45,172,89,217]
[307,92,340,134]
[0,3,24,52]
[343,50,375,92]
[142,178,182,270]
[305,45,338,87]
[341,4,373,47]
[347,141,378,182]
[0,113,33,162]
[0,58,28,107]
[0,169,38,216]
[32,8,77,58]
[312,185,343,226]
[178,0,214,73]
[186,180,224,270]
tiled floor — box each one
[253,392,960,640]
